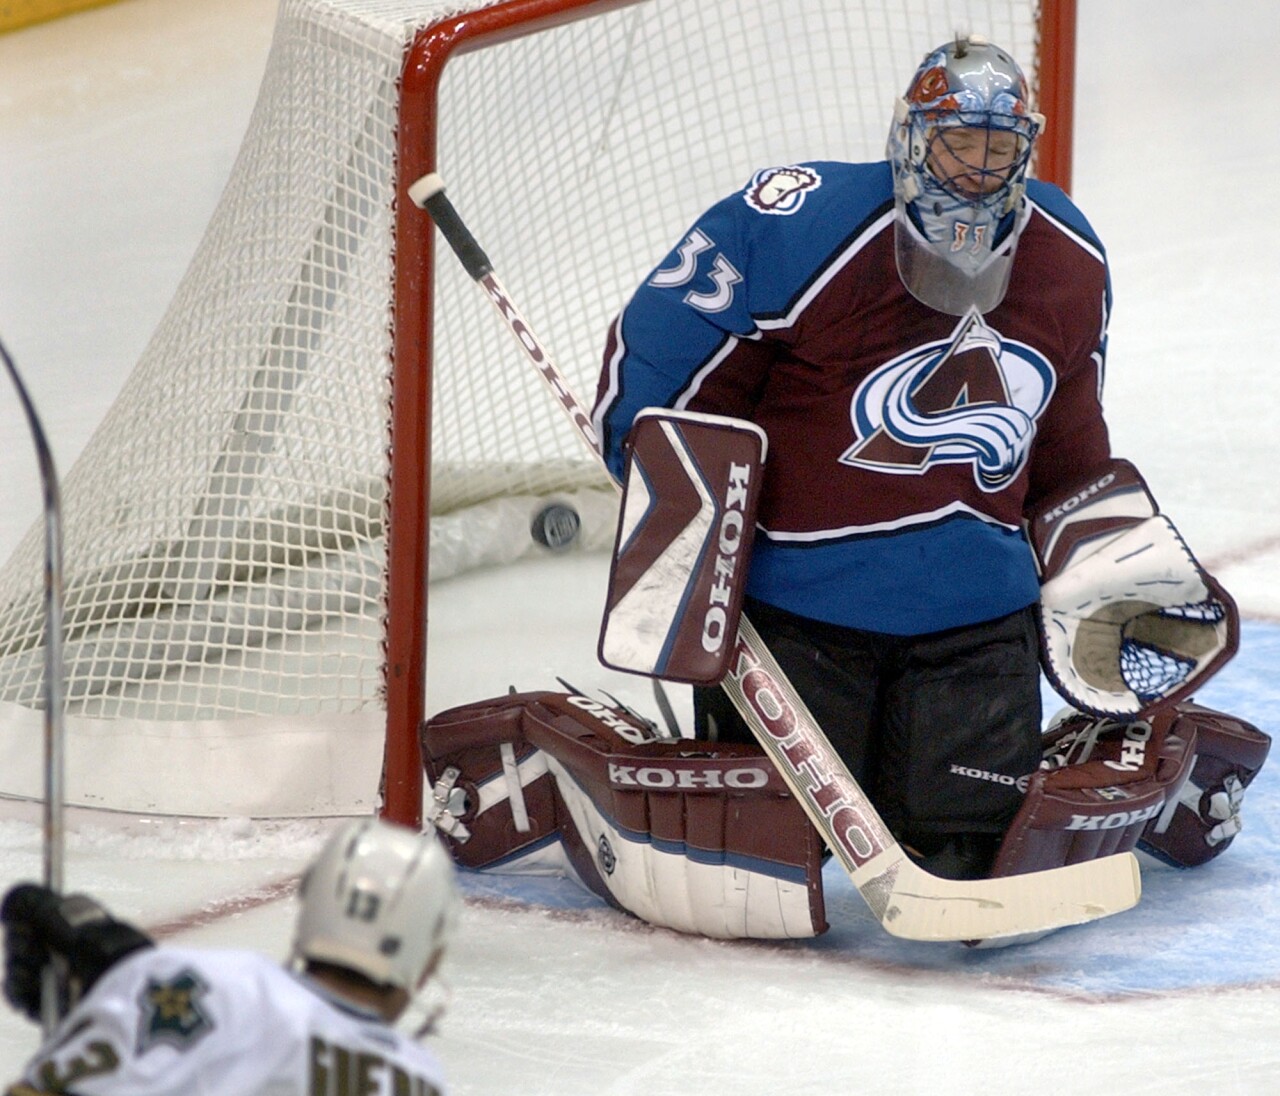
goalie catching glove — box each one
[1028,458,1238,717]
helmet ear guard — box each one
[890,98,925,204]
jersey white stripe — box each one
[592,313,628,445]
[673,334,744,409]
[1028,198,1107,267]
[758,499,1022,543]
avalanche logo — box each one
[841,309,1055,491]
[743,165,821,215]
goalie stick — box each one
[1,335,67,1032]
[409,173,1141,942]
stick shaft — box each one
[0,336,67,1029]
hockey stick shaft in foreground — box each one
[1,335,67,1031]
[410,173,1141,941]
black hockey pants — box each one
[693,599,1044,878]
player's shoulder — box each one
[691,160,892,308]
[1025,178,1106,261]
[117,944,280,982]
[736,160,890,214]
[96,943,272,988]
[712,159,892,234]
[97,945,297,1024]
[53,945,280,1084]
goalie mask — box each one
[292,818,459,994]
[887,36,1044,315]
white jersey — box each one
[7,946,446,1096]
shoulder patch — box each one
[136,969,214,1054]
[742,165,822,215]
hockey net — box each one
[0,0,1073,820]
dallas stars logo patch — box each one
[136,969,214,1054]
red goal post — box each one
[384,0,1079,824]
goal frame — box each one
[383,0,1079,826]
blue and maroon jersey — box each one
[592,161,1111,636]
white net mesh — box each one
[0,0,1046,815]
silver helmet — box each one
[292,817,459,993]
[886,36,1044,315]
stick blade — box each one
[855,851,1142,943]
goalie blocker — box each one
[598,408,766,685]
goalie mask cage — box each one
[0,0,1076,822]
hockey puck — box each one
[530,502,581,551]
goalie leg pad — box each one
[420,693,565,871]
[421,690,826,939]
[1139,702,1271,868]
[990,706,1196,877]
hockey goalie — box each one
[410,31,1268,941]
